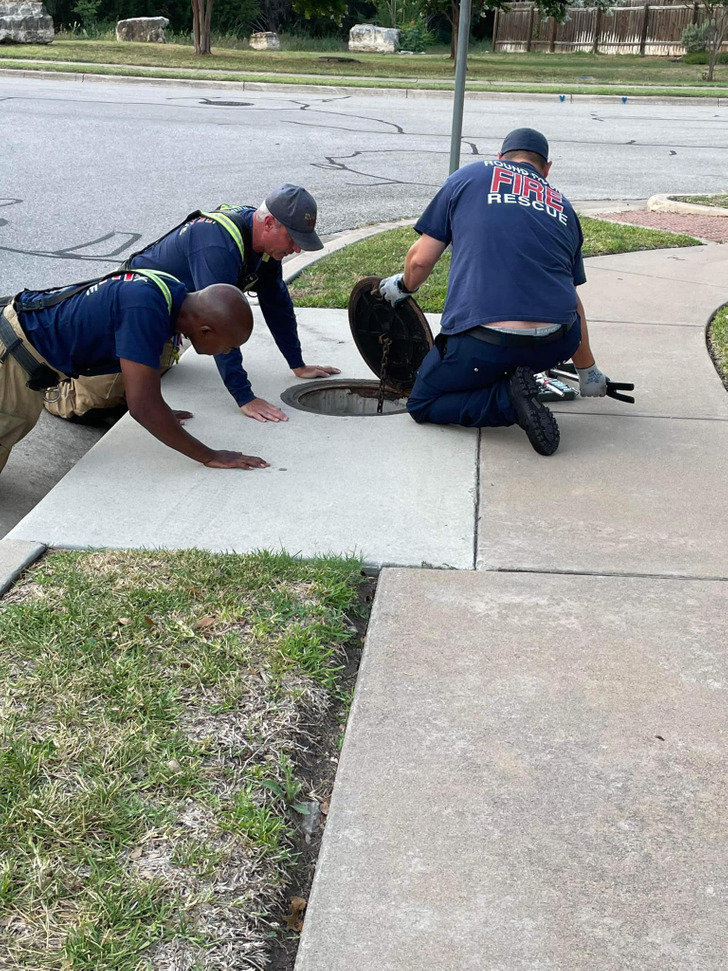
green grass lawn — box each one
[1,40,726,88]
[671,194,728,208]
[709,304,728,385]
[288,217,701,312]
[0,548,368,969]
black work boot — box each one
[506,367,560,456]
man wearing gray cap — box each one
[378,128,609,456]
[43,184,340,424]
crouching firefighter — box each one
[0,269,269,474]
[42,184,340,425]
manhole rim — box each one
[280,379,409,417]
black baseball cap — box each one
[265,184,323,251]
[500,128,549,162]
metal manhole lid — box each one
[347,276,434,394]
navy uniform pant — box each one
[407,325,582,428]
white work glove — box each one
[378,273,418,307]
[577,364,610,397]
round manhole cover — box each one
[281,379,408,417]
[199,99,253,107]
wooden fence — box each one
[492,2,724,55]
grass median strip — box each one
[0,548,369,970]
[289,217,701,312]
[709,304,728,387]
[671,194,728,209]
[2,57,728,100]
[1,41,726,88]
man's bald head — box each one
[178,284,254,355]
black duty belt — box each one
[466,319,574,348]
[0,311,64,391]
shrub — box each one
[398,15,434,51]
[682,49,728,64]
[681,21,711,53]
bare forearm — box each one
[130,399,215,464]
[403,235,447,292]
[403,251,435,292]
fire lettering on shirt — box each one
[522,177,544,203]
[490,166,515,194]
[545,186,564,212]
[488,163,567,223]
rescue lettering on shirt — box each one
[487,163,568,225]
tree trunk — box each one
[191,0,213,55]
[705,4,727,83]
[450,0,459,62]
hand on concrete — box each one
[240,398,289,423]
[203,450,270,470]
[293,365,342,379]
[577,364,610,397]
[378,273,416,306]
[173,409,194,426]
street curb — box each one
[648,193,728,217]
[0,539,46,597]
[1,66,726,105]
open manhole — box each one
[281,379,408,416]
[282,277,433,417]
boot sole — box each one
[507,367,560,456]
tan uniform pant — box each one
[0,303,56,474]
[43,342,179,420]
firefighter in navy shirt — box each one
[44,185,340,424]
[0,271,269,474]
[379,128,609,456]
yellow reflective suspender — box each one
[128,269,179,314]
[200,210,246,263]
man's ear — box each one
[544,161,552,178]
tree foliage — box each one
[688,0,728,80]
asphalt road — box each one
[1,74,727,536]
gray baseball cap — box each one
[265,184,323,251]
[500,128,549,162]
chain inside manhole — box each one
[280,379,408,416]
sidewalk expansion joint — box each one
[490,566,728,582]
[588,318,706,329]
[472,430,483,571]
[550,411,728,422]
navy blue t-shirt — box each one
[415,160,586,334]
[130,206,304,405]
[18,272,186,376]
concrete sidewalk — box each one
[1,239,727,966]
[295,243,728,969]
[7,244,727,576]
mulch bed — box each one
[598,210,728,243]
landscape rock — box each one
[0,2,53,44]
[348,24,400,54]
[249,30,280,50]
[115,16,168,43]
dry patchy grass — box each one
[0,548,368,970]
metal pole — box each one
[449,0,473,175]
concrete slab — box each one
[297,568,728,971]
[0,538,45,596]
[477,414,728,578]
[6,309,477,570]
[550,320,728,420]
[581,245,728,327]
